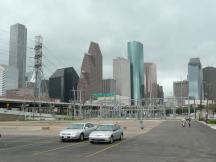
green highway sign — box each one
[92,93,115,97]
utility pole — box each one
[71,89,82,118]
[34,35,43,119]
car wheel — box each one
[80,133,84,141]
[90,141,94,144]
[61,138,65,142]
[110,136,114,144]
[119,134,123,141]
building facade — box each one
[49,67,79,102]
[188,58,203,100]
[203,66,216,100]
[144,62,157,98]
[173,80,189,98]
[102,79,116,94]
[77,42,103,102]
[0,66,5,96]
[113,57,131,99]
[173,80,188,106]
[157,84,164,103]
[9,23,27,88]
[0,65,18,96]
[127,41,144,105]
[6,88,34,99]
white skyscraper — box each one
[113,57,131,99]
[0,65,18,96]
[9,23,27,88]
[0,66,5,96]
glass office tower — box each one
[127,41,144,105]
[188,58,203,100]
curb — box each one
[197,120,216,130]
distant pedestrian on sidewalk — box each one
[140,120,144,130]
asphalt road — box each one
[0,121,216,162]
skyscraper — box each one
[0,66,5,96]
[127,41,144,105]
[188,58,203,100]
[157,84,164,103]
[173,80,188,106]
[203,66,216,100]
[77,42,103,102]
[144,62,157,98]
[102,79,116,94]
[9,23,27,88]
[0,65,18,96]
[49,67,79,102]
[113,57,131,99]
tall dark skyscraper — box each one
[77,42,103,102]
[203,66,216,100]
[9,23,27,88]
[49,67,79,102]
[127,41,144,105]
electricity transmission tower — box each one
[34,35,43,98]
[34,35,43,114]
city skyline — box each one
[1,1,216,96]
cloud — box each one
[0,0,216,96]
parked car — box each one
[89,124,123,144]
[59,123,95,142]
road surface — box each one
[0,121,215,162]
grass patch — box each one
[207,119,216,124]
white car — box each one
[89,124,123,144]
[59,123,95,142]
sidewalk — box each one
[198,121,216,130]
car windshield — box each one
[67,124,84,129]
[96,125,114,131]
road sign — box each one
[92,93,115,97]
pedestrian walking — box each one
[140,120,144,130]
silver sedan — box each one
[59,123,95,142]
[89,124,123,144]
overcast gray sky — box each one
[0,0,216,96]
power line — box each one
[43,43,66,68]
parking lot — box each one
[0,120,216,162]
